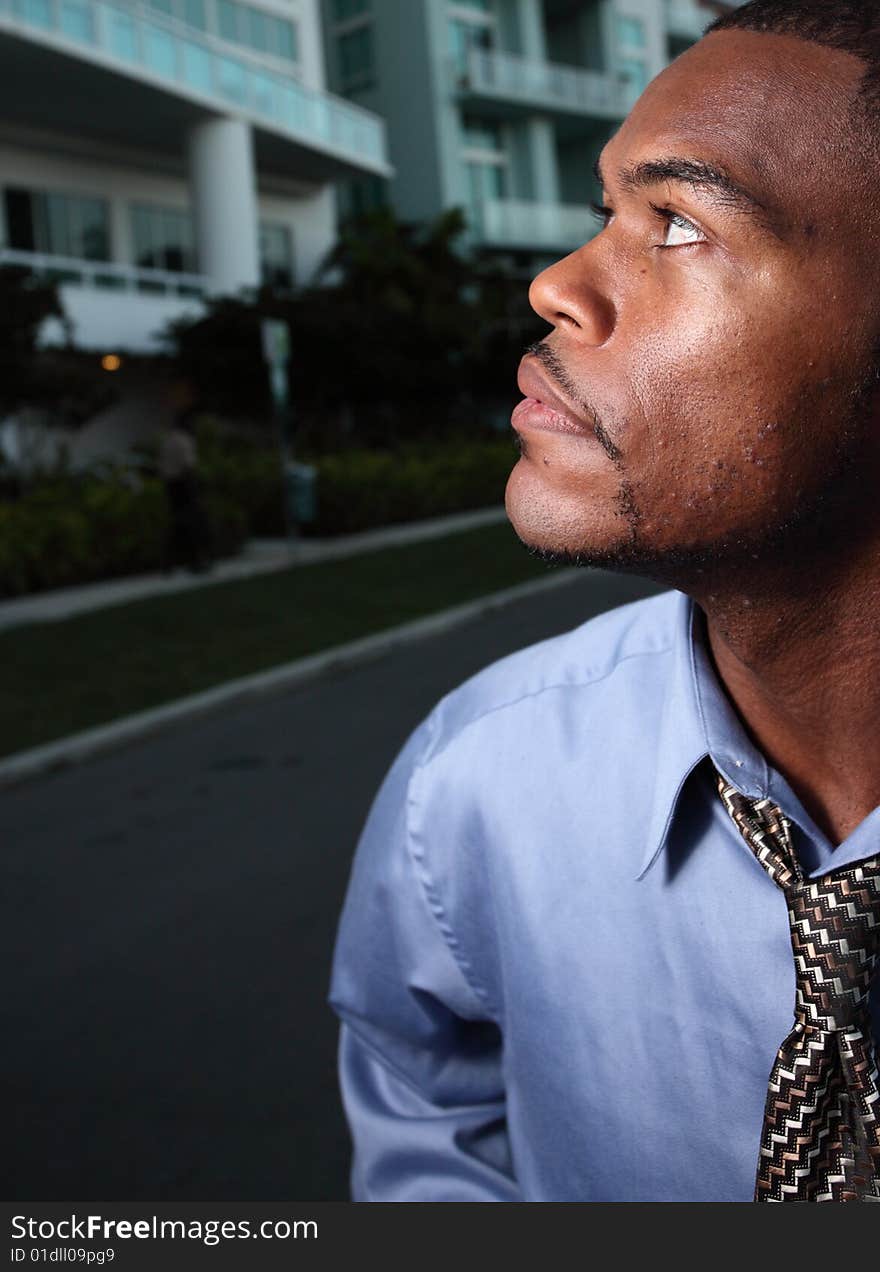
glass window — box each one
[60,0,93,42]
[247,6,268,51]
[332,0,369,19]
[144,24,177,76]
[259,222,293,290]
[131,204,196,273]
[217,0,239,41]
[615,14,646,48]
[448,17,494,72]
[274,16,296,60]
[183,0,206,29]
[106,6,138,60]
[462,117,503,153]
[181,39,212,91]
[216,53,247,102]
[14,0,52,28]
[338,24,373,88]
[465,160,507,206]
[6,188,111,261]
[618,56,649,93]
[149,0,173,14]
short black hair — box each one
[707,1,880,119]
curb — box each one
[0,568,582,789]
[0,506,510,632]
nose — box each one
[528,250,615,346]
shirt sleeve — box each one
[328,718,520,1202]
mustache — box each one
[523,341,621,463]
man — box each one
[328,0,880,1202]
[158,406,211,575]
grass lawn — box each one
[1,521,562,758]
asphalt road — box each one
[3,567,663,1201]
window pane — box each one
[132,204,195,272]
[272,16,296,61]
[217,0,238,41]
[339,25,373,84]
[259,221,293,289]
[60,0,93,42]
[132,206,154,268]
[618,56,648,93]
[183,0,205,28]
[615,15,645,48]
[462,117,502,152]
[216,54,247,101]
[144,24,177,76]
[247,6,268,51]
[4,189,36,252]
[14,0,52,28]
[79,198,109,260]
[106,7,138,61]
[149,0,173,14]
[181,39,212,91]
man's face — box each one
[505,30,880,579]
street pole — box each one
[261,318,295,545]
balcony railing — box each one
[0,0,389,172]
[460,47,624,118]
[474,199,597,252]
[0,247,209,297]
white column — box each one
[513,0,547,60]
[526,117,560,203]
[187,117,260,295]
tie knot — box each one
[788,868,880,1032]
[716,772,880,1032]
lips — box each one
[512,357,596,439]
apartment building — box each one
[0,0,391,352]
[322,0,737,268]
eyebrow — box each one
[593,153,784,238]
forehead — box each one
[604,29,868,221]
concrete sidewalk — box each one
[0,505,508,632]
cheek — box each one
[619,308,845,539]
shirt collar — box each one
[635,591,880,881]
[636,591,770,881]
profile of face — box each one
[505,29,880,584]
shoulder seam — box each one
[424,640,674,768]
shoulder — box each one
[416,586,685,769]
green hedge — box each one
[308,439,516,536]
[0,470,247,598]
[0,434,517,596]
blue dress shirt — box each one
[328,588,880,1202]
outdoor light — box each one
[101,354,122,372]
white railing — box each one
[476,199,598,252]
[0,0,389,172]
[461,47,624,117]
[0,247,209,297]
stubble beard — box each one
[511,357,880,593]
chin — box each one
[504,458,630,561]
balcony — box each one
[473,198,597,254]
[0,0,390,180]
[1,248,209,351]
[456,47,625,121]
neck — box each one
[689,541,880,846]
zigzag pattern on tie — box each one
[716,773,880,1202]
[756,1021,880,1201]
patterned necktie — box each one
[716,774,880,1202]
